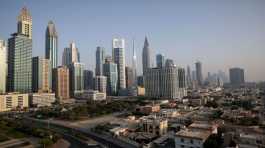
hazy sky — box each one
[0,0,265,82]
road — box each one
[24,116,140,148]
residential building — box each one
[0,40,7,94]
[7,8,32,93]
[229,67,245,87]
[30,93,56,107]
[174,129,211,148]
[84,70,94,90]
[32,57,52,93]
[195,61,203,86]
[62,42,80,66]
[94,75,107,93]
[156,54,165,68]
[45,20,58,68]
[142,37,152,76]
[95,46,105,76]
[52,66,69,101]
[69,62,84,97]
[0,93,29,112]
[112,38,126,90]
[103,61,118,95]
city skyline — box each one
[0,0,265,82]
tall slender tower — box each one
[186,65,192,88]
[142,37,152,76]
[0,40,7,94]
[96,46,105,76]
[45,21,58,68]
[112,38,126,90]
[7,7,32,93]
[132,39,137,85]
[195,61,203,86]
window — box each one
[181,138,184,142]
[190,139,194,144]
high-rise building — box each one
[62,42,80,66]
[52,66,69,101]
[69,62,84,97]
[94,76,107,93]
[7,7,32,93]
[45,21,58,68]
[186,66,192,88]
[195,61,203,86]
[142,37,152,75]
[103,61,118,95]
[17,7,32,39]
[178,68,187,97]
[156,54,165,68]
[84,70,94,90]
[0,40,7,94]
[132,40,137,86]
[112,38,126,90]
[165,59,174,67]
[96,46,105,76]
[229,68,245,86]
[144,64,186,99]
[125,66,134,88]
[32,57,52,93]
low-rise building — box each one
[30,93,56,107]
[175,129,211,148]
[136,104,160,115]
[0,93,29,112]
[83,90,106,101]
[139,115,168,136]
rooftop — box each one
[175,129,211,141]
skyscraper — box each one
[229,68,245,87]
[52,66,69,101]
[125,66,134,88]
[186,65,192,88]
[0,40,7,94]
[45,21,58,68]
[156,54,165,68]
[17,7,32,39]
[132,40,137,86]
[142,37,152,75]
[84,70,94,90]
[165,59,174,67]
[178,68,187,97]
[69,62,84,97]
[95,46,105,76]
[7,7,32,93]
[112,38,126,90]
[94,76,107,93]
[195,61,203,86]
[32,57,52,93]
[103,61,118,95]
[62,42,80,66]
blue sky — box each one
[0,0,265,81]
